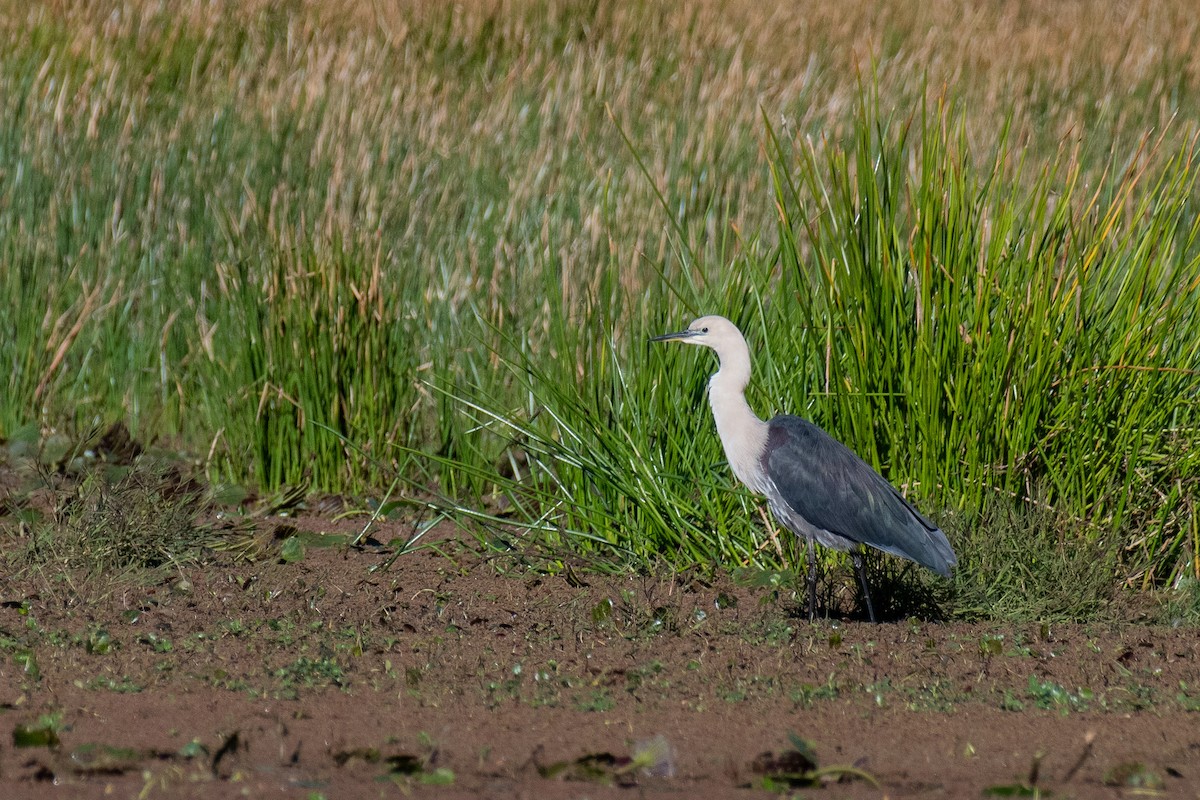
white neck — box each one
[707,344,769,493]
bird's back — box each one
[761,415,956,576]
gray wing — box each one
[763,415,956,576]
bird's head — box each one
[651,315,748,364]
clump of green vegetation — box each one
[11,461,207,584]
[274,656,348,690]
[1026,676,1094,713]
[947,502,1119,621]
[12,713,64,748]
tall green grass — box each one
[427,98,1200,599]
[2,1,1200,606]
[767,100,1200,592]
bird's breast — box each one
[707,388,769,493]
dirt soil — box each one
[2,512,1199,799]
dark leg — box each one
[851,552,876,623]
[806,538,818,621]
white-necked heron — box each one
[653,314,956,622]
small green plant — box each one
[138,633,173,653]
[790,677,840,707]
[274,657,347,689]
[574,690,616,713]
[86,629,114,655]
[13,650,41,682]
[1176,682,1200,711]
[1000,690,1026,712]
[1026,676,1093,712]
[12,712,65,748]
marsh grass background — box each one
[2,0,1200,616]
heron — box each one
[652,314,956,622]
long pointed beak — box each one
[650,329,697,343]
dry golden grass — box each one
[4,0,1197,381]
[5,0,1197,392]
[15,0,1200,144]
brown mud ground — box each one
[2,514,1199,799]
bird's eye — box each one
[701,326,709,333]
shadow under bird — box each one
[652,315,956,622]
